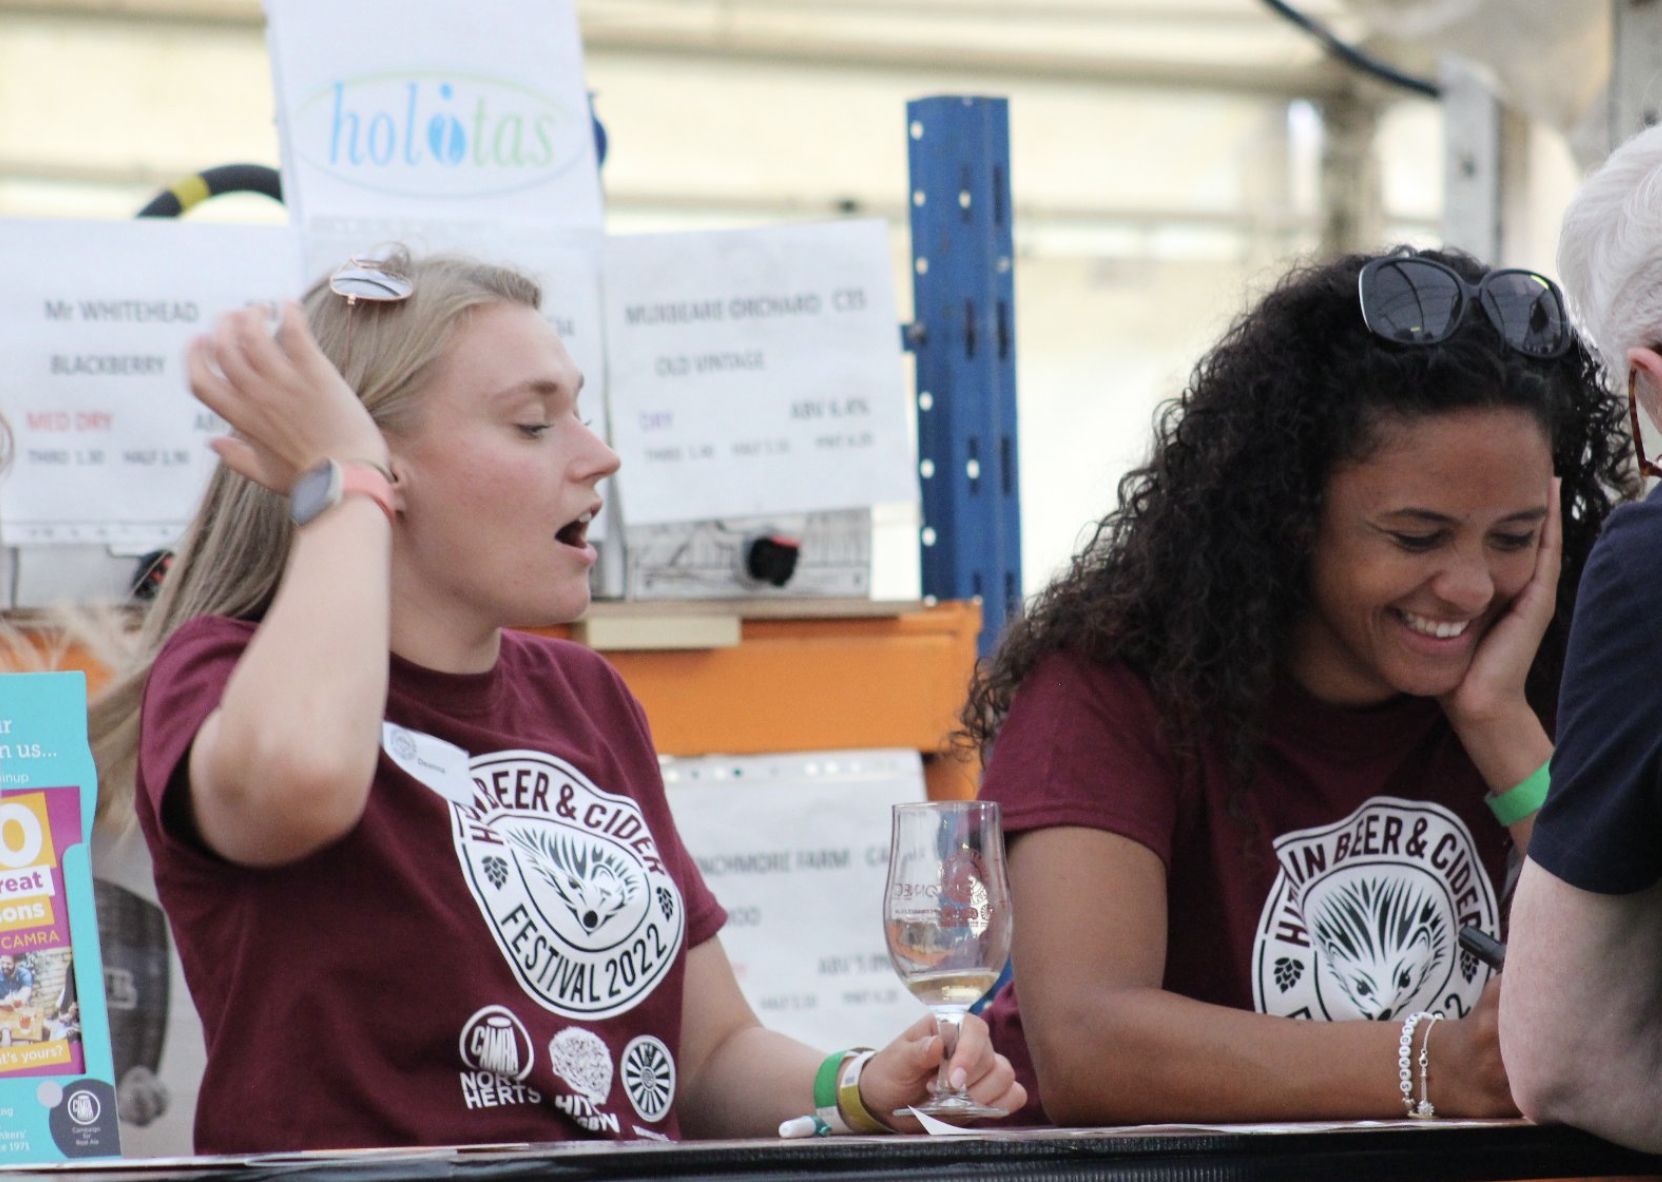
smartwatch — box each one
[289,459,395,527]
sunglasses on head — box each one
[330,257,414,305]
[1357,254,1572,359]
[330,256,414,370]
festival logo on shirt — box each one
[1251,797,1498,1022]
[452,750,686,1020]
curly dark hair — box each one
[962,248,1636,776]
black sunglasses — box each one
[1357,255,1571,359]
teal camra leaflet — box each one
[0,671,120,1160]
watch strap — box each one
[337,461,396,523]
[291,458,395,527]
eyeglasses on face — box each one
[1628,368,1662,481]
[1357,255,1572,360]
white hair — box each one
[1559,123,1662,384]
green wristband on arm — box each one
[1486,759,1549,826]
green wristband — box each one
[814,1050,849,1112]
[1487,759,1549,826]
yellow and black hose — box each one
[135,162,282,218]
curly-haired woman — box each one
[963,247,1634,1125]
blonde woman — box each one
[89,250,1022,1152]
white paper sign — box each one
[663,749,929,1051]
[0,220,304,548]
[603,221,919,525]
[265,0,602,229]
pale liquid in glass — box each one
[902,968,1001,1010]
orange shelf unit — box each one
[2,599,984,801]
[535,599,984,801]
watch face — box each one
[290,461,340,526]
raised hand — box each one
[187,301,388,495]
[1439,478,1561,734]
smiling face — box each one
[1288,407,1553,707]
[387,302,619,668]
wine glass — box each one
[882,799,1013,1120]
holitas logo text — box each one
[297,72,589,197]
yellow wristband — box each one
[836,1049,890,1134]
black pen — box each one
[1458,925,1506,971]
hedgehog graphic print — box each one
[1252,797,1499,1022]
[454,750,687,1020]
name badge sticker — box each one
[382,722,474,807]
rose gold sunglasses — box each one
[330,257,413,370]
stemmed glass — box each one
[882,799,1013,1119]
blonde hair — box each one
[88,248,542,825]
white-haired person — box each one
[85,249,1023,1153]
[1502,124,1662,1154]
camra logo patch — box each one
[459,1006,534,1080]
[1251,797,1498,1022]
[454,750,686,1020]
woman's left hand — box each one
[857,1012,1026,1131]
[1439,478,1561,733]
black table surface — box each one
[11,1122,1662,1182]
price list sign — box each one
[0,220,303,548]
[603,220,919,525]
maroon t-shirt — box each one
[136,616,726,1153]
[979,651,1509,1124]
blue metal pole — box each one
[905,96,1021,658]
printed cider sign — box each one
[0,790,83,1078]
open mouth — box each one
[556,509,596,549]
[1396,609,1471,640]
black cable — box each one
[1260,0,1441,100]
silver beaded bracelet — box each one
[1415,1013,1444,1118]
[1397,1011,1438,1118]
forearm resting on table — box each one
[674,939,823,1139]
[1504,861,1662,1151]
[677,1023,822,1139]
[1028,987,1409,1125]
[190,501,392,865]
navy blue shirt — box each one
[1534,485,1662,893]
